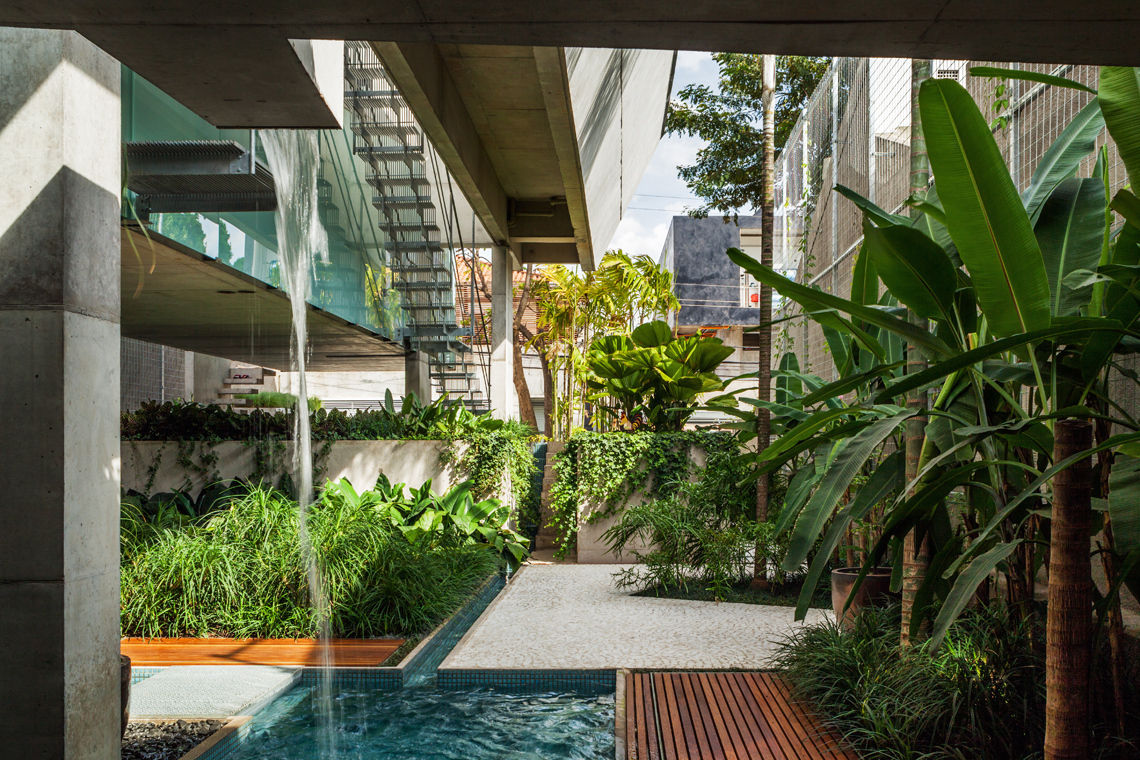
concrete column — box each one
[489,245,517,419]
[0,29,122,759]
[404,348,432,404]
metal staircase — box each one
[344,42,485,410]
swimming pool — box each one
[211,682,615,759]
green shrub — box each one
[121,480,503,638]
[774,604,1046,760]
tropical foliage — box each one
[730,66,1140,754]
[121,478,517,638]
[584,320,733,431]
[121,392,506,442]
[527,251,680,437]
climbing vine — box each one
[547,431,744,558]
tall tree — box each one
[665,54,829,217]
[753,55,776,584]
[901,58,933,648]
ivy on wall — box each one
[547,431,745,558]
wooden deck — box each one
[624,672,859,760]
[121,637,405,667]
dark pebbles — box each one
[122,719,224,760]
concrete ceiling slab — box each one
[6,3,1140,65]
[121,226,405,371]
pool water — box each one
[224,683,615,759]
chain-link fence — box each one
[772,59,1127,390]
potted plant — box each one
[831,566,894,626]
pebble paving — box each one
[443,564,829,670]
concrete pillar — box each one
[404,348,432,404]
[0,29,122,759]
[489,245,517,419]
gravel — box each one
[122,720,224,760]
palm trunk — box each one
[1044,419,1093,760]
[900,58,932,648]
[539,350,554,437]
[753,54,776,583]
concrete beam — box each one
[532,47,593,270]
[373,41,511,245]
[0,29,121,759]
[80,26,343,128]
[5,4,1140,66]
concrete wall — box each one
[568,48,674,255]
[121,439,512,505]
[574,446,708,564]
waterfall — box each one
[259,128,336,756]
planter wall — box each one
[574,445,708,564]
[121,440,512,506]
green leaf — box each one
[1108,454,1140,601]
[793,451,904,620]
[969,66,1097,95]
[1111,189,1140,229]
[835,184,911,227]
[930,541,1023,648]
[850,248,878,307]
[775,353,801,404]
[919,78,1051,338]
[878,318,1129,402]
[1022,100,1105,224]
[631,320,672,347]
[727,248,951,357]
[1035,177,1108,316]
[861,219,956,321]
[1098,67,1140,185]
[781,409,915,572]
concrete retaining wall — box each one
[574,446,708,564]
[121,440,511,505]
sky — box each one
[606,51,721,260]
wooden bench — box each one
[121,637,404,667]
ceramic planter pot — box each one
[831,566,894,626]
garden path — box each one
[442,564,828,670]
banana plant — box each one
[728,68,1140,651]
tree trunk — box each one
[512,340,537,429]
[1044,419,1093,760]
[539,350,555,437]
[753,54,776,584]
[900,58,932,648]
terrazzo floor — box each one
[442,564,829,670]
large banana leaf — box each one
[1035,176,1107,316]
[1021,100,1105,224]
[861,219,956,322]
[727,248,951,356]
[930,541,1023,648]
[919,78,1051,338]
[1099,67,1140,184]
[1108,455,1140,601]
[793,450,904,619]
[1112,189,1140,229]
[775,352,802,404]
[1081,224,1140,379]
[781,409,914,572]
[968,66,1097,95]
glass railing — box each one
[120,66,406,341]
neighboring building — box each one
[659,215,765,423]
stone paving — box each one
[442,564,829,670]
[130,665,300,718]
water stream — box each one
[259,128,336,756]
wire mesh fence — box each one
[772,59,1127,388]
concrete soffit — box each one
[374,41,594,270]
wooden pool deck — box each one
[121,637,404,667]
[624,671,859,760]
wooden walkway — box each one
[624,672,859,760]
[121,637,404,667]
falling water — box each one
[259,128,336,756]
